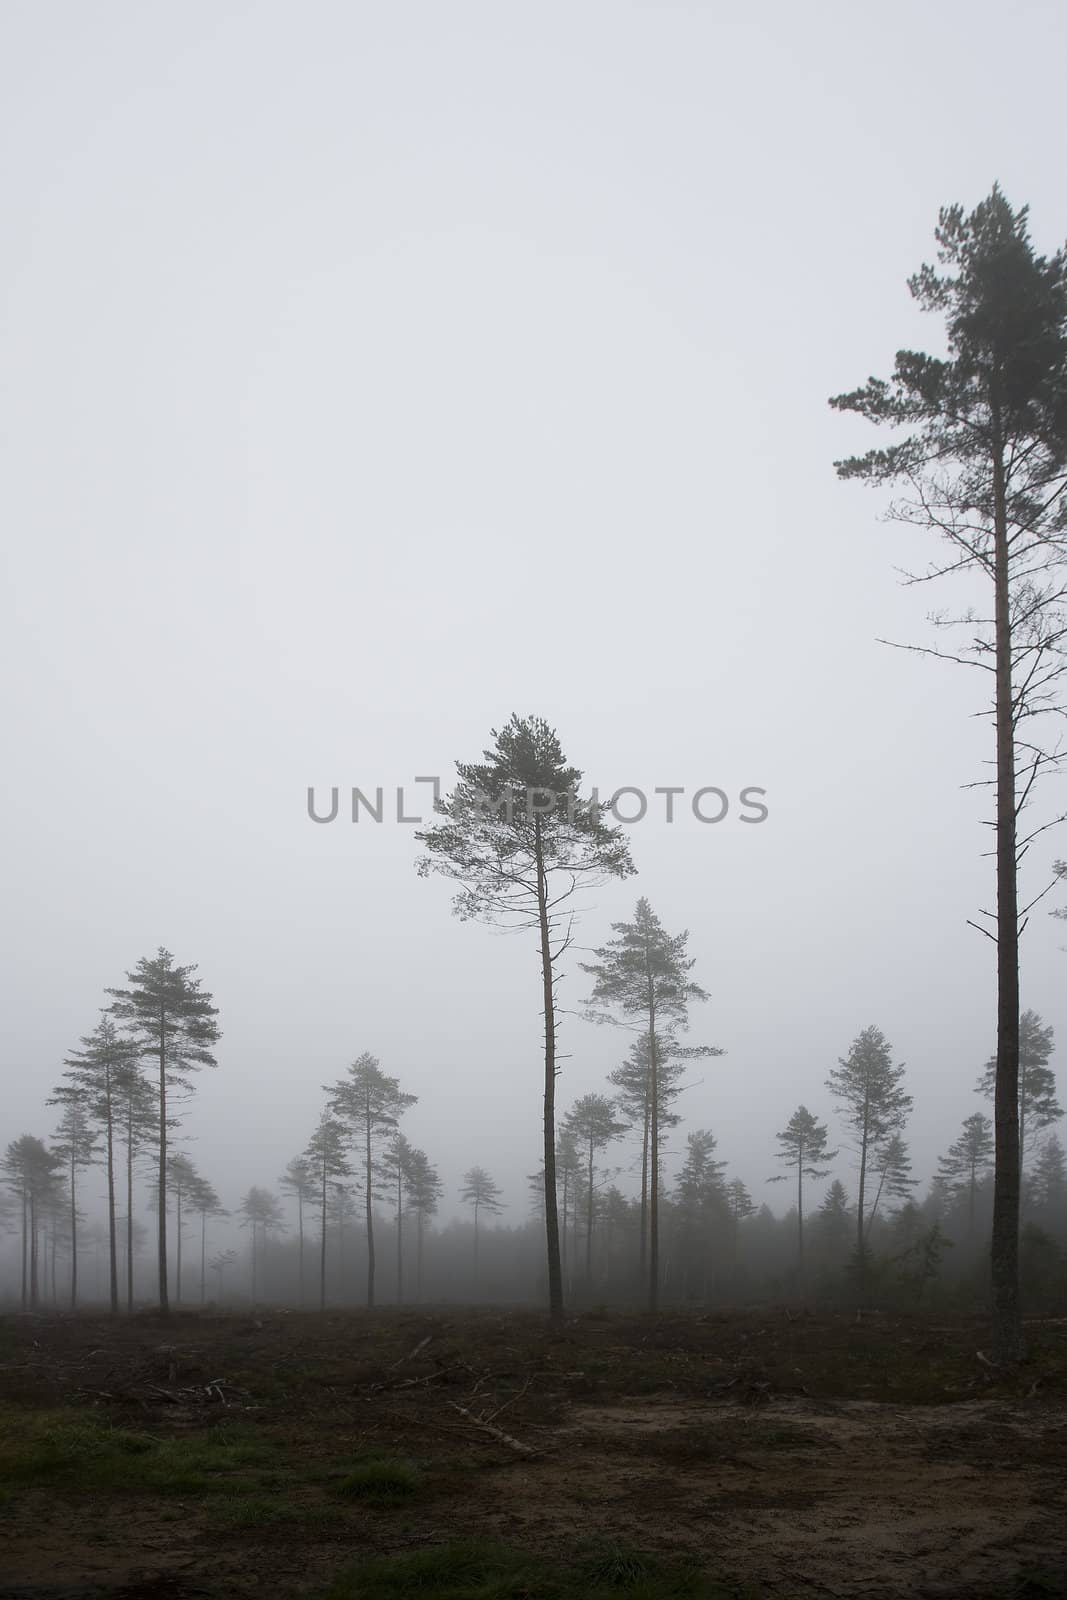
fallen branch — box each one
[446,1400,538,1457]
[389,1335,433,1370]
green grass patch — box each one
[209,1493,346,1529]
[318,1538,754,1598]
[0,1409,270,1498]
[336,1453,423,1502]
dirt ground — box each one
[1,1307,1065,1599]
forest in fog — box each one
[7,188,1067,1356]
[3,919,1065,1319]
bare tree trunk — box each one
[319,1164,327,1312]
[29,1194,38,1309]
[69,1149,77,1311]
[20,1189,27,1310]
[126,1121,135,1315]
[648,991,659,1313]
[200,1211,207,1305]
[797,1152,804,1274]
[157,1006,169,1314]
[395,1165,403,1306]
[991,431,1023,1363]
[535,819,563,1320]
[638,1097,650,1280]
[365,1097,375,1309]
[175,1183,182,1307]
[297,1188,305,1307]
[586,1137,595,1285]
[105,1074,118,1315]
[856,1087,871,1281]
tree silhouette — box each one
[460,1165,504,1285]
[418,714,634,1318]
[769,1106,838,1273]
[107,949,220,1313]
[831,188,1067,1360]
[584,898,722,1310]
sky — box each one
[2,0,1066,1234]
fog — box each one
[2,2,1065,1293]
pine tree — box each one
[1029,1134,1067,1213]
[938,1113,995,1240]
[189,1175,226,1305]
[403,1146,443,1300]
[769,1106,838,1273]
[59,1014,141,1314]
[381,1133,416,1304]
[326,1053,415,1309]
[673,1129,728,1298]
[814,1180,853,1266]
[460,1166,504,1286]
[417,715,634,1318]
[866,1134,916,1230]
[166,1152,199,1306]
[555,1125,581,1292]
[607,1030,690,1279]
[826,1026,912,1276]
[209,1248,237,1301]
[47,1088,98,1309]
[115,1058,158,1312]
[562,1094,628,1284]
[725,1179,757,1278]
[238,1187,286,1305]
[107,949,221,1313]
[304,1110,354,1310]
[584,898,723,1310]
[279,1156,315,1306]
[1,1136,65,1309]
[977,1010,1062,1169]
[831,188,1067,1361]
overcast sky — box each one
[2,1,1066,1231]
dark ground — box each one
[1,1306,1066,1599]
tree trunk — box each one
[20,1188,27,1311]
[319,1164,327,1312]
[69,1148,77,1311]
[200,1211,207,1305]
[473,1200,480,1288]
[395,1166,403,1306]
[586,1137,595,1285]
[157,1005,169,1314]
[298,1188,305,1307]
[990,430,1023,1363]
[105,1073,118,1315]
[126,1118,135,1315]
[856,1085,871,1282]
[175,1184,182,1306]
[29,1193,38,1308]
[797,1152,804,1274]
[638,1096,650,1279]
[365,1098,375,1309]
[648,989,659,1313]
[535,818,563,1320]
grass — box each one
[317,1539,754,1599]
[0,1409,271,1498]
[336,1453,424,1501]
[209,1493,346,1529]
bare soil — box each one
[1,1307,1065,1598]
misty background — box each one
[2,1,1065,1238]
